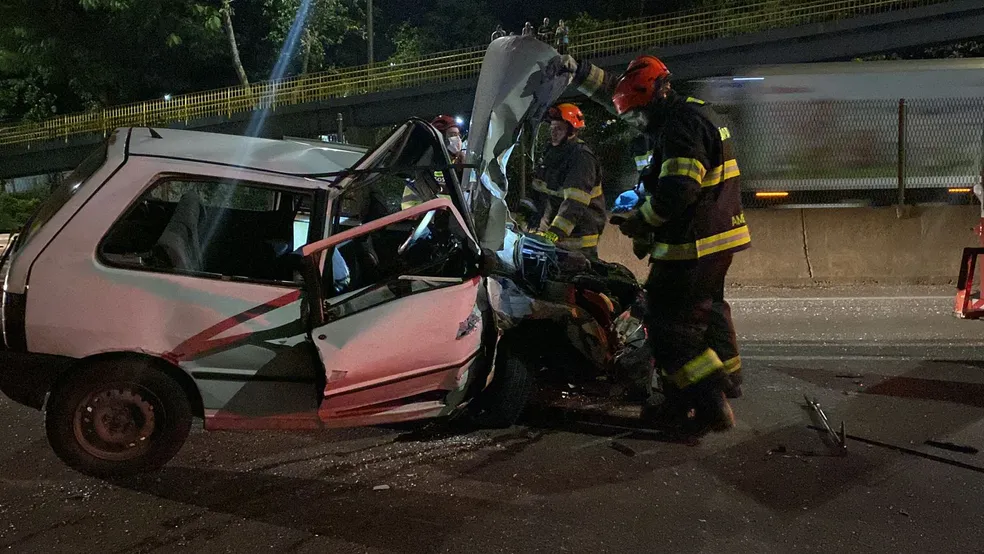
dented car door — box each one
[295,120,488,427]
[300,199,485,427]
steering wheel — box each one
[398,209,437,255]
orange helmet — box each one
[431,114,459,133]
[547,103,585,130]
[613,55,671,115]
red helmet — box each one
[547,103,585,130]
[612,55,671,115]
[431,114,459,133]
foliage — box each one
[0,0,231,119]
[388,23,427,65]
[0,189,47,233]
[567,12,617,36]
[263,0,363,73]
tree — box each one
[219,0,251,87]
[264,0,363,75]
[0,0,233,120]
[388,23,426,65]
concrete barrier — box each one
[598,205,981,286]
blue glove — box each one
[613,188,643,214]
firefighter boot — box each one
[642,373,735,437]
[639,378,697,434]
[687,372,736,435]
[723,370,743,399]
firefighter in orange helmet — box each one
[561,54,750,436]
[528,102,606,257]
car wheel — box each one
[45,358,193,478]
[469,339,534,429]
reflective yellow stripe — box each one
[671,348,723,388]
[401,186,420,210]
[532,178,565,199]
[557,234,600,249]
[660,157,706,184]
[723,356,741,375]
[551,216,575,235]
[639,198,666,226]
[686,97,706,105]
[403,189,449,210]
[701,159,740,188]
[718,127,732,141]
[578,64,605,96]
[534,179,603,204]
[697,225,751,257]
[650,224,751,260]
[562,185,603,205]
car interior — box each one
[100,178,313,283]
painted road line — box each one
[730,296,952,302]
[572,431,632,451]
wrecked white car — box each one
[0,36,646,477]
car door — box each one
[298,121,488,427]
[301,198,486,427]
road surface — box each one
[2,287,984,553]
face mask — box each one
[620,109,649,130]
[447,136,463,154]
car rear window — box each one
[13,141,108,254]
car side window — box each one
[100,176,313,284]
[324,206,476,321]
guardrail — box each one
[0,0,952,149]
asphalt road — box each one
[3,287,984,553]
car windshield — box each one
[13,141,108,254]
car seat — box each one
[153,190,204,272]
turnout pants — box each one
[644,253,741,391]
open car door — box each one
[300,121,491,428]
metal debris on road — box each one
[924,440,980,455]
[804,395,847,456]
[372,484,391,491]
[609,441,637,457]
[768,445,788,455]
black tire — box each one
[469,340,534,429]
[44,358,193,478]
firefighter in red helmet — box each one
[560,54,750,436]
[527,102,606,257]
[431,114,466,165]
[402,114,463,210]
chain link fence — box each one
[720,98,984,208]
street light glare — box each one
[163,94,173,101]
[455,116,465,126]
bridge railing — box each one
[0,0,952,149]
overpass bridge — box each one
[1,0,983,179]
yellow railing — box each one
[0,0,951,148]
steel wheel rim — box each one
[72,383,163,462]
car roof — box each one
[124,127,367,183]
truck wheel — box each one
[44,358,193,478]
[470,340,534,429]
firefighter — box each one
[402,114,463,210]
[529,102,607,258]
[562,54,750,435]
